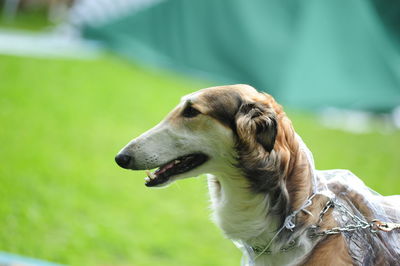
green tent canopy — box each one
[83,0,400,112]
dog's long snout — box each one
[115,153,133,169]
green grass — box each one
[0,54,399,265]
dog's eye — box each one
[182,106,201,118]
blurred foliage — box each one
[0,7,53,31]
[0,54,399,266]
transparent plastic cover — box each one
[236,137,400,265]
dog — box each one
[115,84,400,265]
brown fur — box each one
[196,85,355,264]
[303,234,354,265]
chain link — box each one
[309,198,375,237]
[253,239,297,254]
[253,196,400,256]
[317,199,334,224]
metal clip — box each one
[371,219,400,232]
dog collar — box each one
[252,239,298,255]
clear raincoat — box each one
[237,138,400,265]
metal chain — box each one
[252,196,400,256]
[317,199,334,224]
[310,199,375,237]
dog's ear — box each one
[235,102,277,152]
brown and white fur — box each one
[115,84,354,265]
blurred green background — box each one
[0,1,399,265]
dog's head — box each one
[115,84,294,189]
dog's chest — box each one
[207,175,313,266]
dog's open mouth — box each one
[144,153,209,187]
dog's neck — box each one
[208,170,279,242]
[207,136,315,262]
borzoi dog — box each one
[115,84,400,265]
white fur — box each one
[207,171,315,266]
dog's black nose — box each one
[115,154,132,169]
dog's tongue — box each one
[144,160,182,186]
[155,160,180,175]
